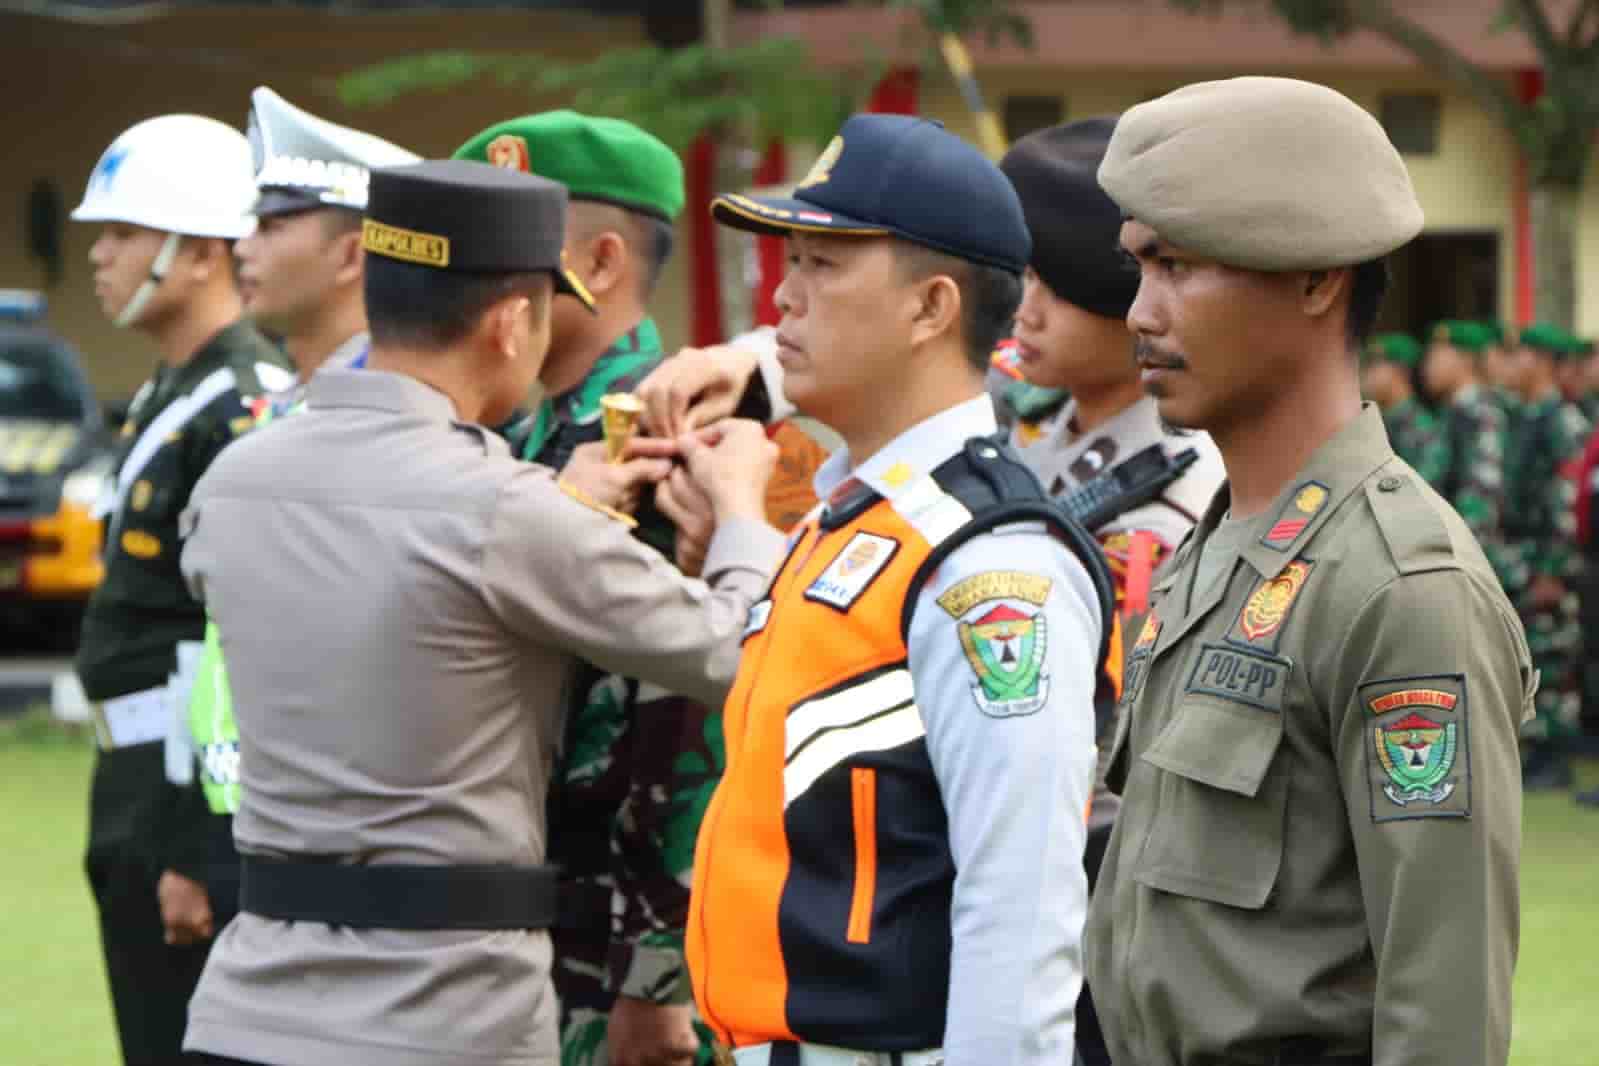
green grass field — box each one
[2,714,1595,1065]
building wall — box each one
[1,8,698,403]
[923,67,1530,327]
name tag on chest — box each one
[803,532,900,612]
[1185,642,1290,712]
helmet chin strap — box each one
[114,232,182,328]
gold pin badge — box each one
[600,393,644,464]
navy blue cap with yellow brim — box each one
[710,113,1031,275]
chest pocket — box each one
[1133,683,1289,910]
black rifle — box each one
[1059,443,1200,533]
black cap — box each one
[363,159,594,310]
[712,114,1030,274]
[1000,117,1138,321]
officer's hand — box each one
[656,467,716,578]
[1530,573,1567,610]
[561,440,676,514]
[637,344,761,438]
[606,996,699,1066]
[157,869,214,946]
[680,420,777,526]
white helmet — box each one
[72,114,257,239]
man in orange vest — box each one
[677,114,1114,1066]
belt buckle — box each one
[712,1043,736,1066]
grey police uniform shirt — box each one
[177,369,784,1066]
[813,395,1103,1065]
[1009,394,1224,832]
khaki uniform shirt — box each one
[177,369,784,1066]
[1087,404,1533,1066]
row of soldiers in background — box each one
[1362,319,1598,799]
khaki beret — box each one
[1098,76,1423,270]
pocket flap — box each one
[1141,686,1285,798]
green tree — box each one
[1163,0,1599,330]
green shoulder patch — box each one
[1360,675,1471,822]
[940,571,1052,718]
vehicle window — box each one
[0,340,85,421]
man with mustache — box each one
[1087,77,1531,1066]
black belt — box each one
[240,854,559,930]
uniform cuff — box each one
[703,517,785,583]
[609,939,692,1004]
[733,327,795,425]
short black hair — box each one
[1345,257,1389,349]
[632,213,675,294]
[895,243,1023,371]
[364,256,550,350]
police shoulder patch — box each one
[938,570,1053,718]
[1360,675,1470,822]
[804,531,898,611]
[1261,480,1330,551]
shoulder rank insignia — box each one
[1261,481,1329,551]
[939,571,1053,718]
[1235,559,1314,645]
[1361,679,1469,821]
[558,479,638,530]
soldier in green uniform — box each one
[1423,319,1519,592]
[453,112,712,1066]
[1089,76,1532,1066]
[1505,323,1592,790]
[1362,332,1448,487]
[68,114,290,1066]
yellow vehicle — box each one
[0,291,109,648]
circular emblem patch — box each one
[1295,485,1327,513]
[1239,560,1313,641]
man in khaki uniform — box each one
[177,159,785,1066]
[1088,77,1532,1066]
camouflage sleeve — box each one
[1535,406,1590,581]
[606,682,724,1005]
[1458,403,1524,592]
[1411,410,1452,489]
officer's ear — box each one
[1299,267,1347,320]
[572,229,628,301]
[484,293,529,364]
[909,272,962,353]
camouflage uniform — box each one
[506,318,712,1065]
[1381,395,1449,488]
[1440,383,1518,592]
[1504,393,1591,742]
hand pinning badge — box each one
[601,393,643,464]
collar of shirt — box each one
[1192,402,1393,581]
[523,317,663,460]
[813,393,998,505]
[326,331,372,374]
[1032,393,1166,467]
[306,368,510,458]
[167,318,260,394]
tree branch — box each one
[1507,0,1564,63]
[1347,0,1526,133]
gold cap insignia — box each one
[797,136,843,190]
[486,134,531,173]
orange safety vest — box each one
[687,439,1111,1052]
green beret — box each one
[1366,333,1422,368]
[1475,320,1505,346]
[454,110,684,222]
[1097,77,1422,270]
[1430,320,1492,355]
[1520,322,1575,358]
